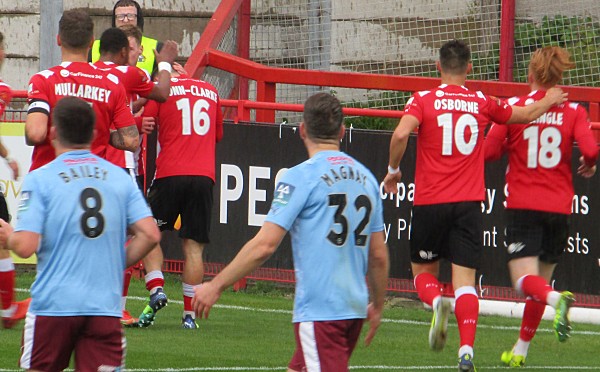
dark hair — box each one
[112,0,144,31]
[59,9,94,50]
[439,39,471,74]
[99,27,129,55]
[52,97,96,146]
[303,93,344,142]
[119,24,143,45]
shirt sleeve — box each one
[27,74,51,115]
[572,105,599,166]
[126,67,154,98]
[265,168,310,231]
[403,93,423,122]
[126,179,153,226]
[14,174,46,234]
[110,83,135,129]
[0,84,12,118]
[484,123,508,161]
[370,186,385,233]
[486,94,513,124]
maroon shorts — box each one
[288,319,363,372]
[20,313,125,371]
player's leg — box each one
[0,194,28,328]
[137,177,178,327]
[74,316,125,371]
[180,176,213,329]
[410,204,451,352]
[20,314,78,371]
[449,202,482,372]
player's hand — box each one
[0,218,14,248]
[140,117,156,134]
[383,170,402,194]
[155,40,178,65]
[577,156,596,178]
[6,158,18,180]
[545,87,568,106]
[364,302,383,346]
[173,62,188,76]
[192,281,222,320]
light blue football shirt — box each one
[266,150,384,323]
[15,150,152,317]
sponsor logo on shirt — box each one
[507,242,526,254]
[18,191,31,212]
[269,182,295,214]
[418,250,438,260]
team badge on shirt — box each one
[18,191,31,212]
[270,182,295,214]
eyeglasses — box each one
[115,13,137,21]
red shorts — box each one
[21,313,125,371]
[288,319,363,372]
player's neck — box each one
[61,49,89,63]
[305,142,340,158]
[530,82,553,92]
[440,72,467,87]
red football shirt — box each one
[0,81,12,118]
[144,76,223,180]
[94,61,154,168]
[27,62,134,170]
[404,84,513,205]
[485,90,599,214]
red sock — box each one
[183,295,193,312]
[455,290,479,348]
[519,297,545,342]
[146,278,164,292]
[414,273,441,307]
[519,275,553,304]
[0,270,15,310]
[123,267,133,297]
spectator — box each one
[0,30,29,329]
[485,46,598,367]
[0,96,160,371]
[25,9,139,171]
[193,92,389,371]
[134,65,223,329]
[383,39,566,371]
[91,0,163,77]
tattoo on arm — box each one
[110,125,140,151]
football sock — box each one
[458,345,474,358]
[183,282,195,318]
[414,272,441,307]
[513,339,531,357]
[454,286,479,351]
[519,296,545,343]
[145,270,165,295]
[517,275,559,307]
[0,258,15,312]
[122,267,134,310]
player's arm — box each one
[483,123,508,162]
[0,219,39,259]
[110,125,139,152]
[125,216,161,267]
[25,110,49,146]
[147,40,178,102]
[505,87,567,124]
[572,107,599,178]
[364,230,389,346]
[383,114,420,194]
[193,222,286,319]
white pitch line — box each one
[15,289,600,336]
